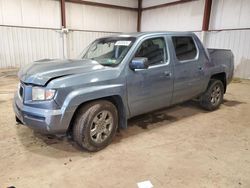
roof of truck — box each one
[108,31,195,38]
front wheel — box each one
[73,100,118,152]
[200,79,224,111]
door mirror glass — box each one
[130,57,149,70]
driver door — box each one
[126,36,174,117]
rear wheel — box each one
[73,100,118,152]
[200,79,224,111]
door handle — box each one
[164,71,171,77]
[198,66,203,71]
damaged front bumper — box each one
[13,92,73,134]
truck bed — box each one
[208,48,234,83]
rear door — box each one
[126,36,174,117]
[169,35,205,104]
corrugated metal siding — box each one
[0,26,121,68]
[210,0,250,30]
[0,0,138,68]
[205,30,250,79]
[67,30,117,58]
[141,0,205,31]
[0,0,61,29]
[142,0,178,8]
[84,0,138,8]
[66,2,137,32]
[0,26,62,68]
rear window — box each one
[172,36,197,61]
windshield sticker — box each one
[115,41,131,46]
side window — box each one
[135,37,167,66]
[172,36,197,61]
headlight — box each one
[32,87,56,101]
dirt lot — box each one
[0,69,249,188]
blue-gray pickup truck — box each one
[13,32,234,151]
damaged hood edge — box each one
[18,59,106,86]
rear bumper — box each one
[13,93,74,134]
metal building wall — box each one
[141,0,205,31]
[142,0,179,8]
[0,0,62,68]
[66,1,137,58]
[66,3,137,33]
[0,0,61,28]
[0,26,62,67]
[0,0,137,68]
[140,0,250,79]
[79,0,138,8]
[207,0,250,79]
[209,0,250,30]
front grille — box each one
[19,84,24,99]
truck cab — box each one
[127,33,209,116]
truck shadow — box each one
[113,98,245,143]
[113,100,206,142]
[223,99,245,107]
[16,126,84,157]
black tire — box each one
[200,79,224,111]
[73,100,118,152]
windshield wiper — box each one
[99,63,117,67]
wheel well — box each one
[67,95,126,135]
[211,72,227,93]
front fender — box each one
[60,84,128,130]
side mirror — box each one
[130,57,149,70]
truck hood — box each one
[18,59,107,86]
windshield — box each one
[82,37,135,66]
